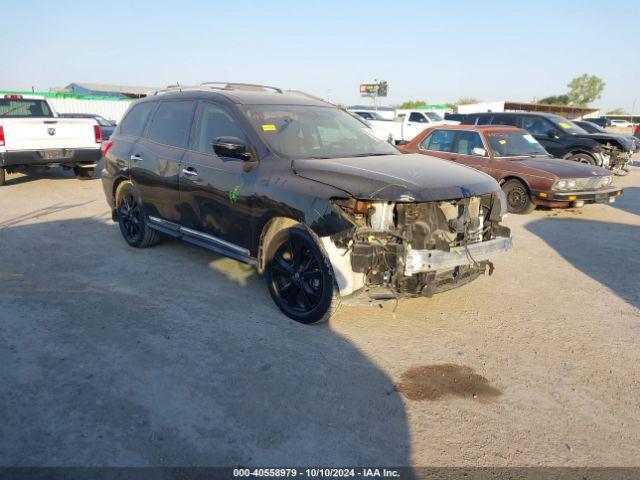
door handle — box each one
[182,167,198,176]
[130,154,143,162]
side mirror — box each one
[547,129,561,139]
[472,147,487,156]
[213,136,252,160]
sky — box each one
[2,0,638,112]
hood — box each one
[292,153,499,201]
[515,157,612,178]
[573,132,634,151]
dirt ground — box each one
[0,160,639,468]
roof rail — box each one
[149,82,284,96]
[200,82,283,94]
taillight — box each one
[101,140,113,157]
[635,125,640,134]
[0,126,4,147]
[94,125,102,144]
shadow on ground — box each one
[0,218,413,468]
[526,217,640,309]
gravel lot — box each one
[1,162,639,468]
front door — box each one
[179,101,257,253]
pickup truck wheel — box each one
[0,168,5,186]
[264,227,339,324]
[115,181,161,248]
[566,152,597,166]
[73,167,95,180]
[502,179,536,214]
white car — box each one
[610,119,634,128]
[0,94,102,185]
[367,109,460,144]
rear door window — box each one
[120,102,157,137]
[147,100,196,148]
[193,102,247,154]
[491,115,520,127]
[424,129,455,152]
[409,112,427,123]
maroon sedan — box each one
[399,125,623,214]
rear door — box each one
[179,101,257,253]
[130,100,196,223]
[417,129,456,160]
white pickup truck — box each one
[367,109,459,144]
[0,94,102,186]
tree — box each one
[606,108,626,115]
[457,97,479,105]
[567,74,605,107]
[396,100,427,109]
[537,94,570,105]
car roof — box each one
[470,111,561,119]
[427,125,523,132]
[138,88,331,108]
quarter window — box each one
[147,101,195,148]
[119,102,157,137]
[455,131,485,155]
[194,103,247,154]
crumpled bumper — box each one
[404,235,513,275]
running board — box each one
[147,216,257,265]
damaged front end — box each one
[594,143,632,174]
[324,193,512,301]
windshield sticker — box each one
[261,124,277,131]
[559,122,571,129]
[523,134,537,144]
[486,132,508,138]
[498,139,507,144]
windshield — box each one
[243,105,399,159]
[577,121,604,133]
[486,130,549,157]
[549,115,588,135]
[0,99,54,118]
[424,111,444,122]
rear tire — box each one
[566,152,597,166]
[115,181,161,248]
[502,179,536,214]
[264,226,339,324]
[73,167,95,180]
[0,168,5,186]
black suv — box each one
[462,112,634,174]
[102,83,512,323]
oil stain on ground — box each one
[396,364,501,401]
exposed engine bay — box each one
[328,193,512,300]
[596,143,632,175]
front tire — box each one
[115,181,161,248]
[502,179,536,214]
[566,152,597,166]
[264,227,339,324]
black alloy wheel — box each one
[502,179,536,214]
[265,227,338,324]
[115,181,161,248]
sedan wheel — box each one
[502,179,536,214]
